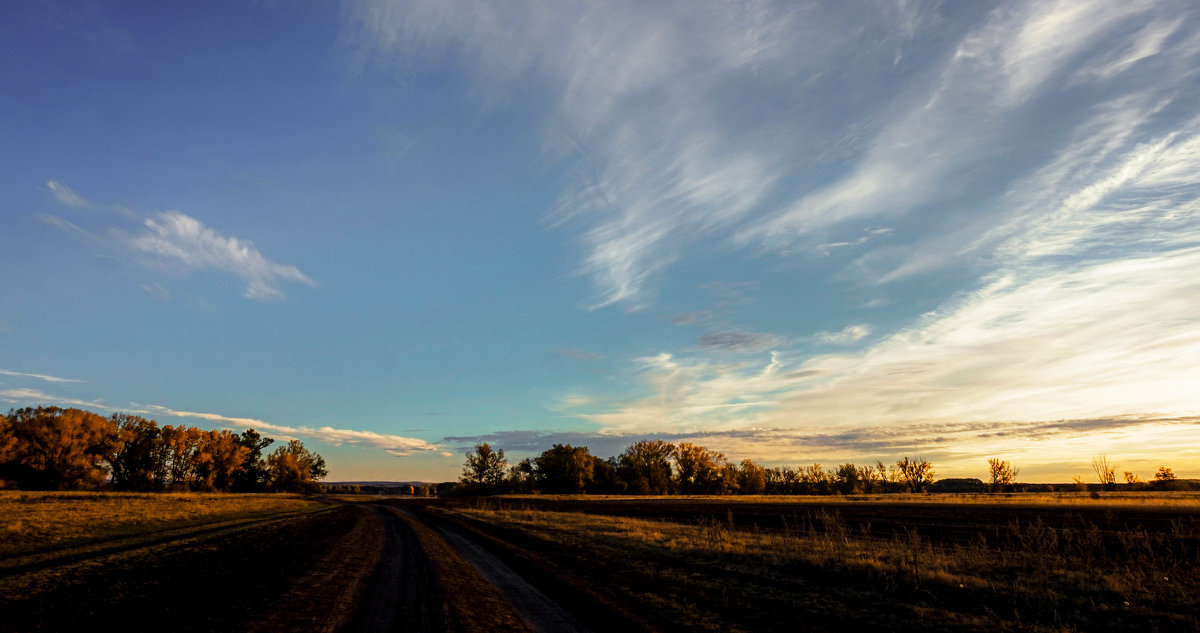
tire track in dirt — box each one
[340,506,443,633]
[398,507,598,633]
[246,504,386,633]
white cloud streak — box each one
[40,181,313,301]
[136,404,444,457]
[0,386,442,458]
[0,387,109,410]
[350,2,1196,311]
[355,2,1200,472]
[814,325,871,345]
[46,180,88,207]
[349,0,927,308]
[129,211,315,301]
[0,369,83,383]
[741,1,1159,248]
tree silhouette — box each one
[617,440,675,494]
[267,439,327,492]
[896,457,935,493]
[534,444,594,493]
[107,413,164,491]
[234,429,274,492]
[460,442,507,491]
[588,456,627,494]
[673,443,727,494]
[1091,455,1117,491]
[833,463,861,494]
[987,458,1019,492]
[736,459,766,495]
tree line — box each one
[0,406,326,492]
[457,443,1193,496]
[457,440,944,496]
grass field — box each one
[5,491,1199,632]
[0,492,349,633]
[443,493,1200,632]
[0,491,322,557]
[498,490,1200,507]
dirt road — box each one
[0,499,643,633]
[259,502,630,633]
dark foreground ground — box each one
[2,494,1198,632]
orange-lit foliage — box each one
[0,407,117,490]
[267,439,328,492]
[193,429,251,492]
[1,406,323,492]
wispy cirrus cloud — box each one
[348,1,928,308]
[45,179,135,217]
[0,368,82,383]
[813,325,871,345]
[0,385,448,458]
[136,404,449,457]
[445,414,1200,479]
[41,180,314,301]
[351,2,1200,478]
[0,387,109,410]
[350,2,1197,311]
[583,243,1200,433]
[46,180,88,207]
[128,212,316,301]
[740,1,1160,250]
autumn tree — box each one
[107,414,165,491]
[736,459,766,495]
[267,439,328,492]
[833,463,861,494]
[616,440,675,494]
[533,444,594,493]
[799,463,832,495]
[0,407,117,490]
[460,442,507,491]
[233,429,274,492]
[1091,455,1117,491]
[1151,466,1184,491]
[987,458,1019,492]
[587,456,627,494]
[766,466,800,494]
[896,457,935,493]
[672,442,728,494]
[506,458,535,493]
[193,429,250,492]
[160,425,207,490]
[878,460,900,493]
[859,463,884,493]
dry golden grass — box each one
[450,500,1200,632]
[499,491,1200,507]
[0,491,322,557]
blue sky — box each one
[3,1,1199,482]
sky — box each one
[2,1,1199,483]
